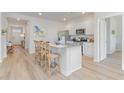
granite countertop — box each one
[66,42,81,46]
[62,42,82,48]
[51,42,81,48]
[54,40,94,48]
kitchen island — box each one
[51,43,82,76]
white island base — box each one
[59,46,82,76]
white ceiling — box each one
[7,17,27,24]
[17,12,94,22]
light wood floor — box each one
[0,46,124,80]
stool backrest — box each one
[34,41,41,52]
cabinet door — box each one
[70,46,82,71]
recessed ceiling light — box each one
[63,18,67,21]
[38,12,42,16]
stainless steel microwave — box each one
[76,28,86,35]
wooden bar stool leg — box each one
[48,59,51,78]
[44,55,47,72]
[57,57,61,73]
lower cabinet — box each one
[83,42,94,57]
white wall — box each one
[122,15,124,70]
[0,13,1,61]
[106,17,117,54]
[64,14,95,35]
[106,18,111,54]
[110,17,117,53]
[116,16,122,51]
[10,27,23,44]
[1,13,7,59]
[1,12,64,54]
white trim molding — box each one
[122,14,124,70]
[94,18,100,62]
[0,13,2,63]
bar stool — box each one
[39,41,47,69]
[34,40,41,64]
[45,42,60,78]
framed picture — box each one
[34,25,45,37]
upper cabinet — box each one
[58,30,69,37]
[64,14,95,35]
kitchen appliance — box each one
[58,36,66,44]
[76,28,86,35]
[72,36,87,42]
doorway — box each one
[105,15,122,65]
[7,17,28,49]
[98,15,122,68]
[11,26,25,46]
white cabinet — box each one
[83,42,94,57]
[59,46,82,76]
